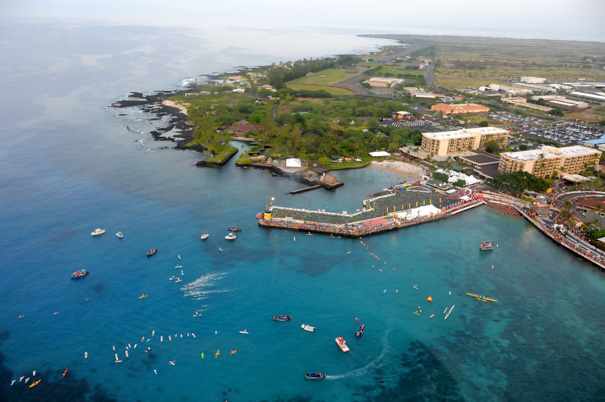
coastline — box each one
[369,160,426,180]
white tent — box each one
[435,169,483,186]
[394,204,441,221]
[285,158,302,168]
[369,151,390,157]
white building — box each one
[521,77,546,84]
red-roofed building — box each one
[228,120,263,135]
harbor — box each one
[257,184,485,237]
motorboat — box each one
[301,324,315,332]
[480,240,494,250]
[115,231,124,239]
[335,337,350,353]
[147,248,158,256]
[305,372,326,380]
[91,228,105,236]
[228,226,242,232]
[355,324,365,338]
[273,315,291,322]
[71,269,89,279]
[225,233,237,240]
[201,232,210,240]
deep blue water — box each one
[1,18,605,402]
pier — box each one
[257,188,484,237]
[287,185,322,195]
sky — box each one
[2,0,604,41]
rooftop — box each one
[501,145,601,162]
[423,127,508,141]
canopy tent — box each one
[369,151,390,157]
[435,169,483,186]
[285,158,302,168]
[394,204,441,221]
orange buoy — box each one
[427,296,433,302]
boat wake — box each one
[325,332,391,380]
[180,272,229,300]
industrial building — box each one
[366,77,404,88]
[532,95,589,110]
[431,103,490,115]
[521,77,547,84]
[421,127,509,157]
[502,97,553,112]
[498,146,601,178]
[569,91,605,102]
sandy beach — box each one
[370,160,426,179]
[161,100,188,115]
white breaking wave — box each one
[180,272,228,300]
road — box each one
[333,45,432,95]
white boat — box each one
[201,232,209,240]
[91,228,105,236]
[225,233,237,240]
[335,337,350,353]
[301,324,315,332]
[115,231,123,238]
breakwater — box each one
[515,206,605,271]
[257,193,484,237]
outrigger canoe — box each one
[273,315,291,322]
[466,293,498,302]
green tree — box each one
[485,140,500,154]
[318,156,330,166]
[478,121,489,127]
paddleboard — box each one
[215,349,220,359]
[239,330,249,334]
[115,360,122,363]
[201,353,204,359]
[84,352,88,359]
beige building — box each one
[431,103,490,115]
[498,146,601,178]
[421,127,509,157]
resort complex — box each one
[421,127,509,156]
[498,145,601,178]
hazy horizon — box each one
[2,0,604,43]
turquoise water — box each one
[1,19,605,402]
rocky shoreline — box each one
[112,86,210,154]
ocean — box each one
[0,18,604,402]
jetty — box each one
[257,185,484,237]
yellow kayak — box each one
[215,349,220,359]
[139,294,148,299]
[29,379,41,388]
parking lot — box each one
[489,111,605,145]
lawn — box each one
[286,83,355,96]
[288,69,358,86]
[359,63,425,78]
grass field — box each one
[568,106,605,124]
[286,83,355,96]
[287,69,358,86]
[359,63,425,77]
[367,34,605,91]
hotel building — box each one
[421,127,509,157]
[498,146,601,178]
